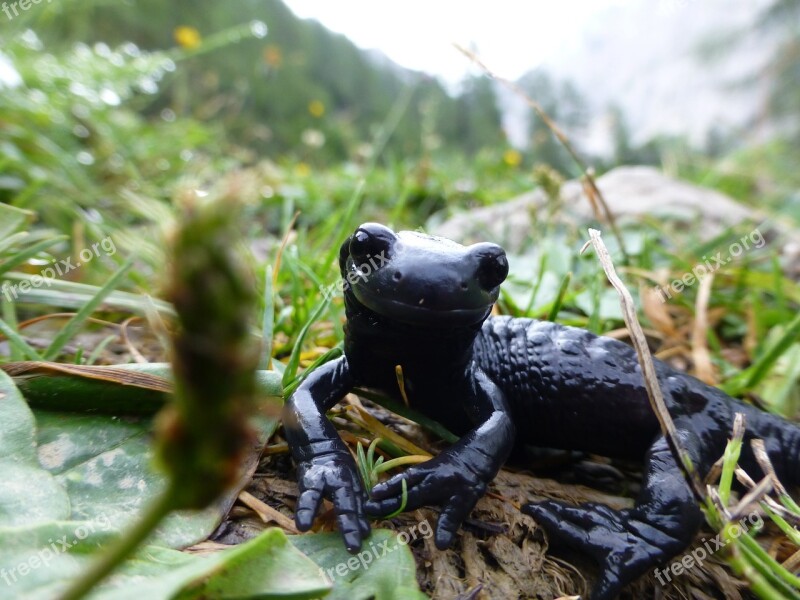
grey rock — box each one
[431,166,800,279]
[432,166,763,251]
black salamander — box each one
[282,222,800,599]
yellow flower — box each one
[263,44,283,68]
[308,100,325,118]
[295,163,311,177]
[174,26,202,50]
[503,149,522,167]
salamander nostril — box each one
[393,271,402,281]
[471,242,509,290]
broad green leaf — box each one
[1,524,330,600]
[0,370,69,527]
[36,412,147,475]
[177,529,331,600]
[0,369,38,462]
[42,420,220,548]
[33,401,280,548]
[0,520,121,599]
[0,460,71,528]
[0,365,288,598]
[291,530,428,600]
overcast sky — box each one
[283,0,648,84]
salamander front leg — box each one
[366,369,515,549]
[283,356,371,552]
[523,434,705,600]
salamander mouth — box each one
[350,283,494,326]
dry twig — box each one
[582,228,705,503]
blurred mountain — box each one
[30,0,506,161]
[506,0,782,157]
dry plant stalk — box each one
[692,273,716,384]
[238,490,300,533]
[454,44,629,262]
[582,228,706,503]
[0,361,173,392]
[735,467,800,526]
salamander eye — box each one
[349,222,396,266]
[472,243,509,290]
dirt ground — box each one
[213,397,754,600]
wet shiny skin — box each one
[283,223,800,600]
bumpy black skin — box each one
[283,223,800,600]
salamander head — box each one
[339,222,508,326]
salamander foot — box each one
[523,498,699,600]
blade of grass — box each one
[0,235,68,277]
[1,272,175,317]
[382,479,408,519]
[735,533,800,595]
[719,414,745,504]
[772,254,788,318]
[281,292,333,391]
[260,265,274,370]
[0,203,34,239]
[366,437,380,472]
[0,231,30,255]
[722,312,800,396]
[763,504,800,546]
[43,257,134,360]
[350,404,431,458]
[727,541,794,600]
[373,455,429,475]
[355,387,459,444]
[8,179,43,210]
[319,179,366,274]
[356,441,371,490]
[523,252,548,315]
[0,316,43,361]
[283,344,342,399]
[1,298,22,361]
[546,271,572,322]
[85,334,120,365]
[317,84,413,273]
